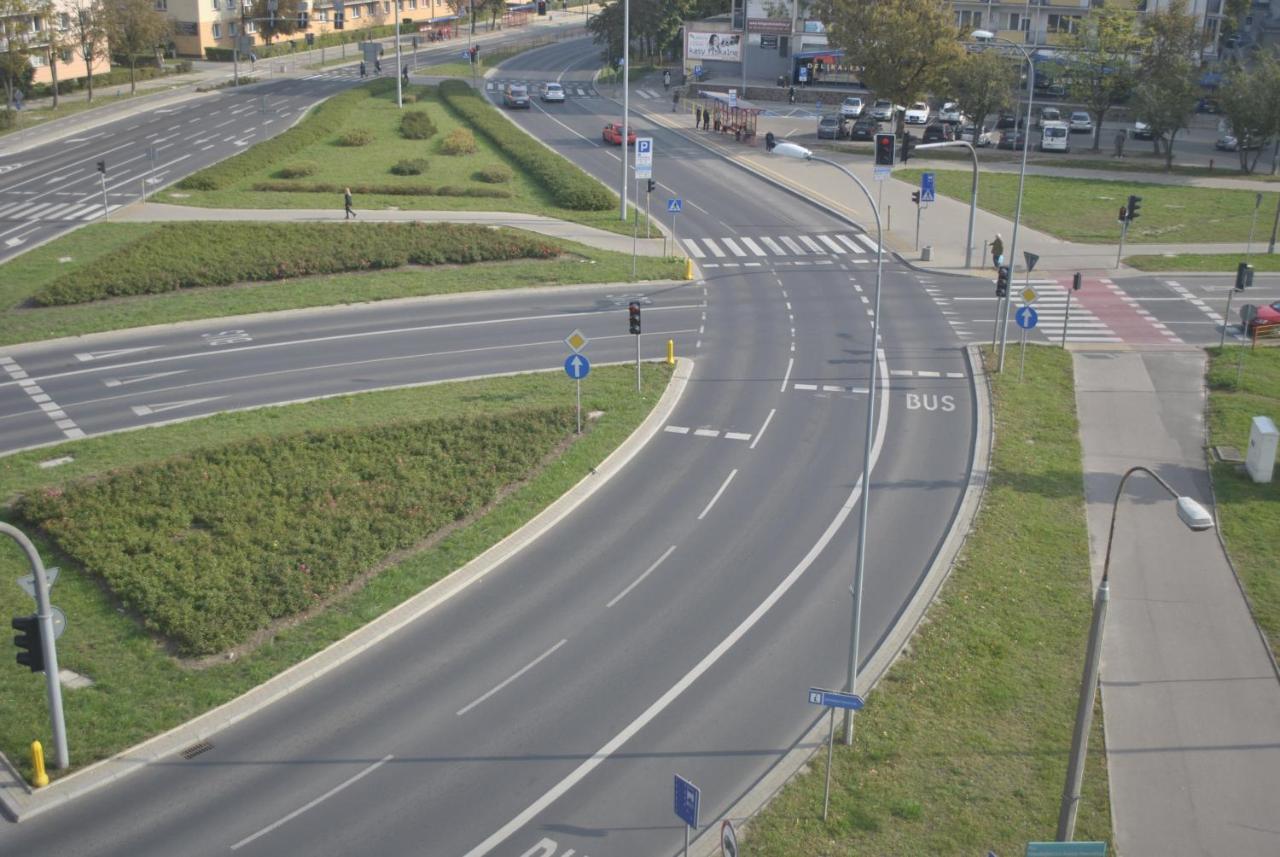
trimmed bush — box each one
[475,165,513,184]
[17,408,574,655]
[402,93,418,104]
[439,127,477,155]
[391,158,430,176]
[277,161,319,178]
[438,79,613,211]
[338,128,374,146]
[31,222,558,305]
[251,181,509,198]
[400,110,436,140]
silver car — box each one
[541,82,566,103]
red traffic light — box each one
[628,302,641,335]
[874,133,895,167]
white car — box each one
[540,82,566,103]
[1132,120,1153,140]
[938,101,965,124]
[960,124,999,148]
[840,96,864,118]
[904,102,930,125]
[1069,111,1094,133]
[869,99,900,121]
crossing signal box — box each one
[900,132,916,163]
[628,302,642,335]
[911,190,920,205]
[1236,262,1254,290]
[1072,272,1083,291]
[646,179,656,193]
[874,133,895,167]
[995,265,1010,298]
[1126,194,1142,221]
[12,615,44,673]
[96,160,106,174]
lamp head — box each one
[772,141,813,160]
[1175,496,1215,532]
[971,28,995,40]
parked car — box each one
[960,124,998,147]
[997,129,1029,150]
[502,84,530,108]
[922,122,953,143]
[1039,121,1070,153]
[1036,106,1062,128]
[1069,111,1093,133]
[1241,301,1280,331]
[840,96,864,118]
[996,113,1024,130]
[1196,97,1221,114]
[1132,119,1153,140]
[540,82,566,103]
[869,99,900,121]
[602,121,636,145]
[904,101,930,125]
[848,114,880,141]
[816,114,848,140]
[938,101,965,124]
[1215,133,1262,151]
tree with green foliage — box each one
[34,0,71,108]
[945,47,1017,134]
[1061,7,1147,152]
[0,0,36,120]
[249,0,302,46]
[69,0,105,102]
[102,0,171,94]
[1132,0,1202,169]
[814,0,962,132]
[1218,52,1280,173]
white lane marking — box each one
[740,237,766,256]
[693,428,720,438]
[720,237,746,257]
[606,545,677,608]
[456,639,568,717]
[854,233,879,252]
[131,397,223,417]
[663,425,690,434]
[230,755,394,851]
[749,408,775,450]
[761,236,786,255]
[723,431,751,441]
[817,234,845,254]
[794,383,818,390]
[780,236,805,255]
[702,238,727,258]
[103,370,186,388]
[461,353,892,857]
[917,370,940,378]
[697,468,738,521]
[682,239,705,258]
[74,346,157,363]
[799,235,825,254]
[779,357,794,393]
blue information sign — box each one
[637,138,652,155]
[1025,843,1107,857]
[807,687,865,710]
[674,775,700,828]
[1015,306,1039,330]
[921,172,936,203]
[564,353,590,379]
[667,198,682,213]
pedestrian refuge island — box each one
[694,90,762,143]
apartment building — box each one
[1,0,112,89]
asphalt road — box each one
[0,37,977,857]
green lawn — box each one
[745,346,1112,855]
[1125,252,1280,272]
[1205,347,1280,660]
[0,222,683,347]
[897,167,1280,245]
[0,363,672,779]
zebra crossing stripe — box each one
[799,235,825,254]
[702,238,726,258]
[854,233,879,252]
[817,234,845,253]
[761,237,786,255]
[836,234,865,254]
[36,203,75,220]
[682,239,705,258]
[739,237,766,256]
[721,237,746,256]
[780,236,805,254]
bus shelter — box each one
[696,90,762,143]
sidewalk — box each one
[1074,351,1280,856]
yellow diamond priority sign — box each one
[565,329,589,353]
[1021,286,1038,305]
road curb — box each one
[0,358,692,823]
[691,344,993,855]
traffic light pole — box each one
[395,16,403,108]
[620,0,630,222]
[1115,216,1129,269]
[915,140,979,268]
[2,522,68,770]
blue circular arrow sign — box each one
[564,353,591,380]
[1015,306,1038,330]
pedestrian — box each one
[359,60,367,78]
[990,233,1004,269]
[663,69,671,90]
[402,64,409,84]
[672,89,679,112]
[704,110,710,131]
[1113,127,1127,158]
[788,85,795,104]
[344,187,356,220]
[695,105,702,128]
[375,58,382,75]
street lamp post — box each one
[771,141,883,746]
[620,0,630,221]
[1056,465,1214,841]
[971,29,1034,373]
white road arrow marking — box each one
[103,370,186,388]
[75,346,158,362]
[131,396,222,416]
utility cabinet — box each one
[1245,415,1278,484]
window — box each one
[229,21,238,35]
[1009,13,1029,32]
[245,19,256,32]
[409,0,417,8]
[1047,14,1080,34]
[956,10,982,30]
[351,5,360,17]
[61,47,73,63]
[384,1,391,13]
[154,0,167,10]
[213,21,222,38]
[30,53,47,67]
[213,0,220,8]
[60,12,70,30]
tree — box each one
[68,0,105,102]
[249,0,302,46]
[0,0,35,118]
[814,0,962,132]
[1061,7,1147,152]
[102,0,171,94]
[37,0,72,108]
[1218,52,1280,173]
[585,0,623,65]
[945,47,1017,134]
[1132,0,1202,170]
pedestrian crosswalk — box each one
[1020,282,1121,343]
[484,79,598,98]
[683,232,880,263]
[0,200,120,222]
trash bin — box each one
[920,245,933,261]
[1246,415,1277,483]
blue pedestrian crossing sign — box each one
[667,198,682,213]
[1015,305,1038,329]
[921,172,936,203]
[564,353,590,379]
[673,775,700,828]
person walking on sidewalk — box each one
[672,89,679,112]
[695,105,702,128]
[663,69,671,90]
[1113,128,1127,158]
[990,233,1004,269]
[344,187,356,220]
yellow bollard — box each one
[31,740,49,788]
[684,258,694,281]
[666,339,675,365]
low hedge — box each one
[391,158,430,175]
[251,181,509,198]
[439,127,477,155]
[176,80,398,191]
[338,128,375,146]
[17,408,574,655]
[439,79,614,211]
[475,164,512,183]
[276,161,319,178]
[31,222,556,305]
[400,110,436,140]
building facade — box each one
[2,0,112,89]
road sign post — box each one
[674,774,700,857]
[1015,305,1038,383]
[667,198,682,258]
[1063,272,1082,348]
[720,820,738,857]
[808,687,864,820]
[564,352,590,433]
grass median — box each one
[897,167,1279,245]
[745,345,1112,855]
[1125,252,1280,272]
[0,362,673,779]
[1205,346,1280,661]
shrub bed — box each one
[439,79,614,211]
[17,408,574,655]
[475,164,512,184]
[390,158,430,176]
[439,127,477,155]
[338,128,374,146]
[276,161,320,178]
[251,181,509,198]
[400,110,436,140]
[31,222,558,305]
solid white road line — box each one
[697,468,738,521]
[749,408,776,450]
[456,639,568,717]
[606,545,677,608]
[779,356,794,392]
[229,754,395,851]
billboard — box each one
[686,31,742,62]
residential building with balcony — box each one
[1,0,112,89]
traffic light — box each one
[1072,271,1082,291]
[537,0,546,14]
[1126,194,1142,221]
[628,301,641,335]
[646,178,656,193]
[764,131,776,152]
[911,190,920,205]
[12,615,44,673]
[995,265,1010,298]
[1235,261,1254,290]
[96,159,106,174]
[874,132,895,167]
[901,131,916,163]
[1117,205,1127,223]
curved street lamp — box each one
[770,141,883,747]
[1057,465,1214,841]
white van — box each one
[1040,121,1070,153]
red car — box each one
[1242,300,1280,332]
[602,122,636,146]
